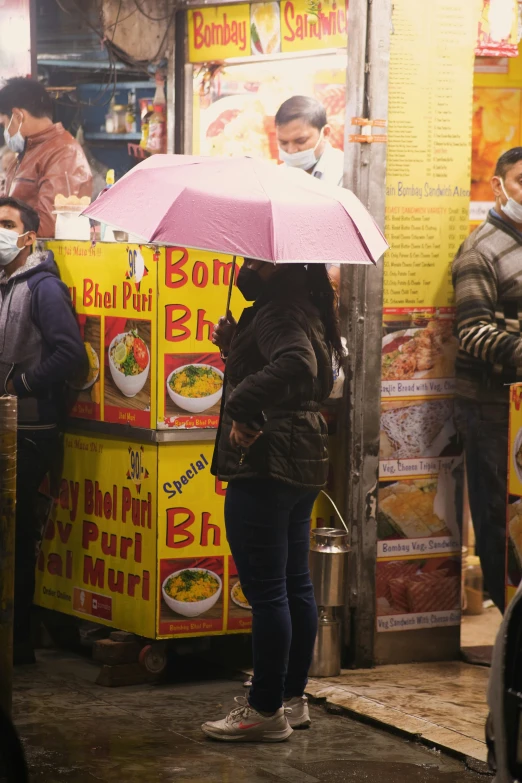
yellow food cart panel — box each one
[157,247,244,430]
[35,432,158,639]
[47,241,159,430]
[507,384,522,608]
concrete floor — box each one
[12,651,490,783]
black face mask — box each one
[237,266,265,301]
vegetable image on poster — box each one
[165,353,225,428]
[105,317,152,427]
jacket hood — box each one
[0,250,59,285]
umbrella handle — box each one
[225,256,237,316]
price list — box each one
[383,0,479,309]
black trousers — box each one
[14,430,61,648]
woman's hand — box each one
[212,310,237,353]
[230,420,261,449]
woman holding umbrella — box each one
[202,258,343,743]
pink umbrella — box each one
[84,155,388,265]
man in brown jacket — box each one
[0,77,92,237]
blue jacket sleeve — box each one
[12,275,87,397]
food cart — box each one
[506,384,522,608]
[34,240,332,671]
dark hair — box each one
[275,96,327,131]
[0,197,40,233]
[0,78,53,120]
[307,264,343,368]
[494,147,522,179]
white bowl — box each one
[162,568,222,618]
[108,332,150,398]
[166,363,223,414]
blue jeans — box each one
[225,478,319,713]
[454,399,508,613]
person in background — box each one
[0,78,92,238]
[452,146,522,614]
[275,95,343,289]
[203,259,341,742]
[0,196,86,663]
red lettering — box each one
[166,508,195,548]
[283,1,296,41]
[142,570,150,601]
[101,532,117,556]
[83,555,104,588]
[66,550,73,579]
[108,569,124,594]
[196,309,213,341]
[82,520,99,550]
[165,247,188,288]
[128,573,141,597]
[57,521,72,545]
[192,260,208,288]
[83,278,94,307]
[200,512,221,547]
[48,553,63,576]
[193,11,205,50]
[213,258,238,287]
[134,532,142,563]
[120,537,133,560]
[85,479,94,514]
[214,478,227,497]
[123,280,132,309]
[165,304,191,342]
[122,487,132,522]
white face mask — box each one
[4,114,24,154]
[0,227,27,266]
[500,179,522,223]
[278,128,324,171]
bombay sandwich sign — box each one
[187,0,348,62]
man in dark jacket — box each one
[0,196,86,663]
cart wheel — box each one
[139,643,167,674]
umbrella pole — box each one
[225,256,237,317]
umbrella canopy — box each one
[83,154,388,265]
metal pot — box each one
[309,528,350,608]
[309,609,341,677]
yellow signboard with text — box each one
[187,4,251,62]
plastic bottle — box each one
[146,75,167,154]
[126,90,137,134]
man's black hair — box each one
[494,147,522,179]
[275,95,327,131]
[0,78,53,120]
[0,197,40,233]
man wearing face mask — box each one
[275,96,343,290]
[0,77,92,238]
[452,147,522,614]
[0,196,86,663]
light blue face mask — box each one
[4,114,25,154]
[0,228,27,266]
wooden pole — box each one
[340,0,391,667]
[0,396,17,715]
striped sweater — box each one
[452,210,522,404]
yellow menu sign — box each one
[280,0,348,53]
[188,4,251,62]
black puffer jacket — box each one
[212,266,333,488]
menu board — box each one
[378,0,480,632]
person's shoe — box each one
[202,696,293,742]
[284,696,311,729]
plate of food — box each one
[162,568,222,618]
[381,321,457,382]
[108,330,150,397]
[69,341,99,391]
[231,581,251,611]
[167,363,224,413]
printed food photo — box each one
[163,353,225,426]
[381,319,457,382]
[158,558,225,634]
[380,399,457,461]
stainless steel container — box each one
[309,610,341,677]
[309,528,350,607]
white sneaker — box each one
[202,696,293,742]
[284,696,311,729]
